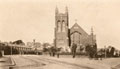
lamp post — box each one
[104,46,107,58]
[33,39,38,55]
[10,44,12,56]
[90,27,95,49]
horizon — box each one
[0,0,120,49]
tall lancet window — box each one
[57,20,61,32]
[62,20,65,32]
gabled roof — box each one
[70,23,88,36]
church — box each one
[54,7,96,52]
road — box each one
[9,55,120,69]
[11,55,93,69]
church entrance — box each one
[70,31,81,46]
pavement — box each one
[0,56,15,69]
[1,55,120,69]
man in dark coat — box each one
[56,47,62,58]
[71,43,77,58]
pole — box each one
[104,46,107,58]
[79,33,80,45]
[11,45,12,55]
[91,27,94,47]
[33,39,38,55]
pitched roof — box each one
[70,23,88,36]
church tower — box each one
[54,7,69,51]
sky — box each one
[0,0,120,49]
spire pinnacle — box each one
[65,6,68,12]
[55,6,59,14]
[65,6,68,14]
[91,26,94,34]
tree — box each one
[42,43,51,48]
[42,43,51,52]
[85,44,97,59]
[110,47,115,57]
[12,40,25,45]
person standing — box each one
[56,47,62,58]
[71,43,77,58]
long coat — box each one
[71,44,77,54]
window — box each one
[57,20,61,32]
[62,20,65,32]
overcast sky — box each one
[0,0,120,49]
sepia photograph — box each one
[0,0,120,69]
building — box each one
[27,42,41,49]
[54,7,69,51]
[54,7,96,52]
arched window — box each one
[62,20,65,32]
[57,20,61,32]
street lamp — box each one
[10,44,12,56]
[104,46,107,58]
[33,39,38,55]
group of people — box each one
[48,46,62,58]
[48,42,108,60]
[48,43,120,60]
[48,43,78,58]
